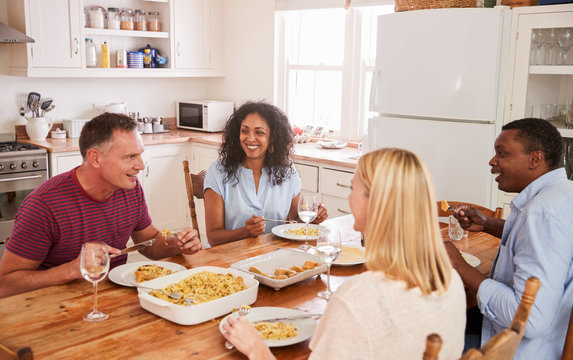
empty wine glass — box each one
[316,228,341,300]
[80,242,110,322]
[530,29,545,65]
[298,193,318,252]
[545,29,558,65]
[558,28,572,65]
[448,215,464,241]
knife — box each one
[110,238,156,258]
[255,313,321,322]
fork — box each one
[225,305,251,350]
[137,285,183,301]
[442,201,460,216]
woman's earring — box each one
[269,144,274,154]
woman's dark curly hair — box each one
[219,101,295,186]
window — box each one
[275,5,394,141]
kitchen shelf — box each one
[529,65,573,75]
[84,28,169,39]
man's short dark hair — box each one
[502,118,563,170]
[79,112,137,158]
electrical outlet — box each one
[93,103,106,117]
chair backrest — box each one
[437,201,503,219]
[182,160,206,240]
[423,333,443,360]
[562,306,573,360]
[460,276,541,360]
[0,344,33,360]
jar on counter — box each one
[147,11,160,32]
[134,9,146,31]
[85,38,97,68]
[107,7,120,30]
[89,7,105,29]
[120,9,134,30]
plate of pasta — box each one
[108,261,186,287]
[271,223,327,241]
[219,307,318,347]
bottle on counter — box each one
[101,41,110,68]
[143,48,152,68]
[147,11,160,32]
[107,7,121,30]
[85,38,97,68]
[134,9,146,31]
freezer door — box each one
[368,116,497,208]
[371,8,509,122]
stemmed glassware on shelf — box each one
[545,29,558,65]
[80,242,110,322]
[530,29,545,65]
[316,228,341,301]
[297,193,318,252]
[558,28,572,65]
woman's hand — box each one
[222,317,275,360]
[312,203,328,224]
[245,215,266,237]
[175,228,202,255]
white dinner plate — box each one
[108,261,186,287]
[460,252,480,267]
[317,141,347,149]
[271,224,327,241]
[219,307,318,347]
[334,245,366,266]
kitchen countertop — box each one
[23,130,360,170]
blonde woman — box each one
[222,148,466,359]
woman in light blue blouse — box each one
[203,101,328,246]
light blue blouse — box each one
[477,168,573,359]
[204,160,302,233]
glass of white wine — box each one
[80,242,110,322]
[316,228,341,300]
[297,193,318,252]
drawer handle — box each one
[336,182,351,189]
[337,208,351,214]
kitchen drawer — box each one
[322,194,352,218]
[320,168,353,198]
[294,163,319,194]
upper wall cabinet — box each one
[6,0,225,77]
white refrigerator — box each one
[369,6,511,208]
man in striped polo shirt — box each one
[0,113,202,298]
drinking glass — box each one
[316,228,341,300]
[80,242,110,321]
[448,215,464,241]
[558,28,572,65]
[298,193,318,252]
[530,29,545,65]
[545,29,558,65]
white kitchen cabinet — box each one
[8,0,82,74]
[49,151,83,177]
[188,143,219,245]
[499,4,573,214]
[7,0,224,77]
[294,162,319,194]
[140,143,188,232]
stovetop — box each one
[0,142,41,152]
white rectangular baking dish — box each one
[230,249,326,291]
[137,266,258,325]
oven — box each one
[0,139,48,260]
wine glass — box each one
[316,228,341,300]
[545,28,558,65]
[297,193,318,252]
[80,242,110,322]
[558,28,572,65]
[448,215,464,241]
[530,29,545,65]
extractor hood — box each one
[0,22,34,43]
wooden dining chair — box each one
[562,306,573,360]
[182,160,206,240]
[423,333,443,360]
[460,276,541,360]
[0,343,33,360]
[437,201,503,219]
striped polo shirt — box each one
[7,167,152,269]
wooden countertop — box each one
[23,130,359,170]
[0,215,499,359]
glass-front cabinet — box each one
[500,4,573,215]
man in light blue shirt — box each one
[445,118,573,359]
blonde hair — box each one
[359,148,452,295]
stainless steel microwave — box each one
[176,100,234,132]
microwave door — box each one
[179,103,203,129]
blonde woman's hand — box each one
[222,317,275,360]
[312,203,328,224]
[245,215,265,237]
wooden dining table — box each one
[0,215,500,359]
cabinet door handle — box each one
[73,38,79,55]
[145,162,150,177]
[336,182,351,189]
[337,208,351,214]
[177,42,181,56]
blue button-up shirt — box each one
[477,168,573,359]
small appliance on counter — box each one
[176,100,234,132]
[63,119,90,138]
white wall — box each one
[0,0,275,134]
